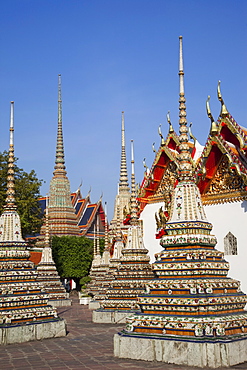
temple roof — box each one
[138,89,247,210]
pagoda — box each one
[0,102,66,344]
[114,37,247,368]
[86,217,103,301]
[93,141,154,324]
[37,199,71,307]
[89,202,111,302]
[40,74,80,239]
[109,111,131,243]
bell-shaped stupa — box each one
[0,102,66,344]
[93,141,154,323]
[114,37,247,368]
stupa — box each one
[114,37,247,368]
[0,102,66,344]
[39,74,80,239]
[93,141,154,323]
[37,198,71,307]
[87,218,102,300]
[90,202,111,302]
[109,112,130,242]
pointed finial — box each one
[189,122,196,145]
[177,36,193,181]
[96,215,100,256]
[143,158,149,175]
[54,74,66,176]
[179,36,184,95]
[44,195,50,247]
[217,81,228,117]
[158,124,165,145]
[152,142,157,153]
[104,201,109,251]
[93,223,96,258]
[5,101,17,210]
[119,111,130,193]
[167,111,174,133]
[206,96,218,136]
[130,140,138,224]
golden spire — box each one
[217,80,228,117]
[130,140,138,225]
[104,202,109,251]
[119,111,130,193]
[4,101,17,211]
[44,195,50,247]
[177,36,193,181]
[54,74,67,176]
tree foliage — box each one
[51,235,105,289]
[51,235,94,281]
[0,151,43,237]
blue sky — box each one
[0,0,246,219]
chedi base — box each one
[114,333,247,368]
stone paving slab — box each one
[0,296,246,370]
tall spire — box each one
[40,74,80,238]
[104,202,109,251]
[119,111,130,193]
[178,36,193,181]
[54,74,66,176]
[168,36,207,223]
[130,140,138,225]
[0,102,26,243]
[5,101,17,211]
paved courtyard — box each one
[0,296,246,370]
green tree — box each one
[51,235,94,290]
[0,151,43,237]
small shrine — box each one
[114,37,247,368]
[36,200,71,307]
[93,141,154,324]
[0,102,66,344]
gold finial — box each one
[206,96,218,136]
[167,111,174,133]
[158,124,165,145]
[143,158,149,175]
[152,142,157,153]
[189,122,196,146]
[217,81,228,117]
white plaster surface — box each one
[92,310,134,324]
[49,299,72,307]
[89,300,100,310]
[139,202,163,262]
[205,201,247,294]
[114,334,247,368]
[0,319,66,345]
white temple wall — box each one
[140,202,163,262]
[140,200,247,294]
[204,201,247,294]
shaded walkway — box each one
[0,296,246,369]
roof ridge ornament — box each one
[158,124,165,145]
[189,122,196,146]
[206,95,218,136]
[167,111,174,134]
[217,80,228,117]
